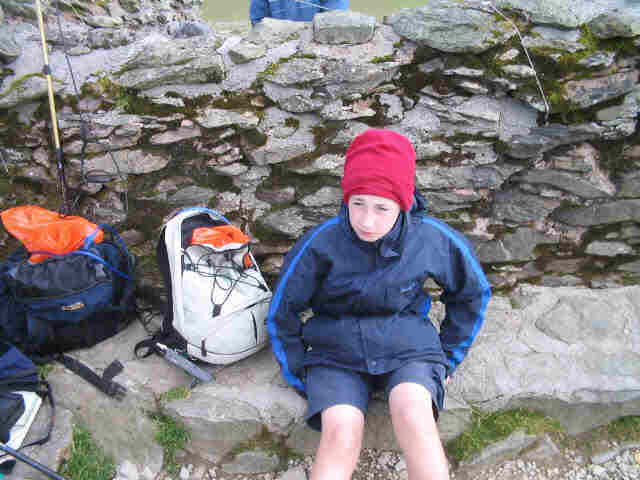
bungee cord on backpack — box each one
[184,245,269,318]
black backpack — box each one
[0,226,136,399]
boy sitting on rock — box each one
[267,129,491,480]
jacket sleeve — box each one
[324,0,349,11]
[266,231,323,394]
[432,225,491,378]
[249,0,269,26]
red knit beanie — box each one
[341,129,416,212]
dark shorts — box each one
[305,361,446,432]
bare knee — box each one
[319,405,364,455]
[389,384,448,480]
[322,425,361,455]
[389,383,439,437]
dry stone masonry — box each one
[1,0,638,291]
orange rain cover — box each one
[0,205,104,263]
[191,225,249,248]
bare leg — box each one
[389,382,449,480]
[309,404,365,480]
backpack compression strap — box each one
[57,355,126,401]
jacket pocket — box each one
[384,280,425,313]
[302,314,354,356]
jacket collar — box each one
[339,202,408,258]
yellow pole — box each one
[34,0,69,210]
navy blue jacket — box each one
[250,0,349,26]
[267,194,491,394]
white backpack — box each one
[141,207,271,365]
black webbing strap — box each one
[134,336,160,358]
[134,328,184,359]
[57,355,126,401]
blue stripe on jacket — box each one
[266,218,339,393]
[421,217,491,374]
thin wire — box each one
[50,1,130,218]
[480,1,550,124]
[295,0,549,126]
[294,0,333,11]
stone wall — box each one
[1,0,639,293]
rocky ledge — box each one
[8,284,640,479]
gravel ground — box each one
[450,444,640,480]
[164,442,640,480]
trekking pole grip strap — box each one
[58,355,126,400]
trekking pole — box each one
[0,443,68,480]
[156,343,214,386]
[34,0,70,214]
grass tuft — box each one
[607,416,640,442]
[59,425,116,480]
[37,363,55,379]
[160,386,191,404]
[150,412,191,476]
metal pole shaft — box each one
[0,443,68,480]
[35,0,61,150]
[34,0,69,209]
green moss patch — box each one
[607,416,640,441]
[0,73,45,100]
[226,427,303,471]
[560,415,640,458]
[445,408,564,463]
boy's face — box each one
[348,194,401,242]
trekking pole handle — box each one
[156,344,213,384]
